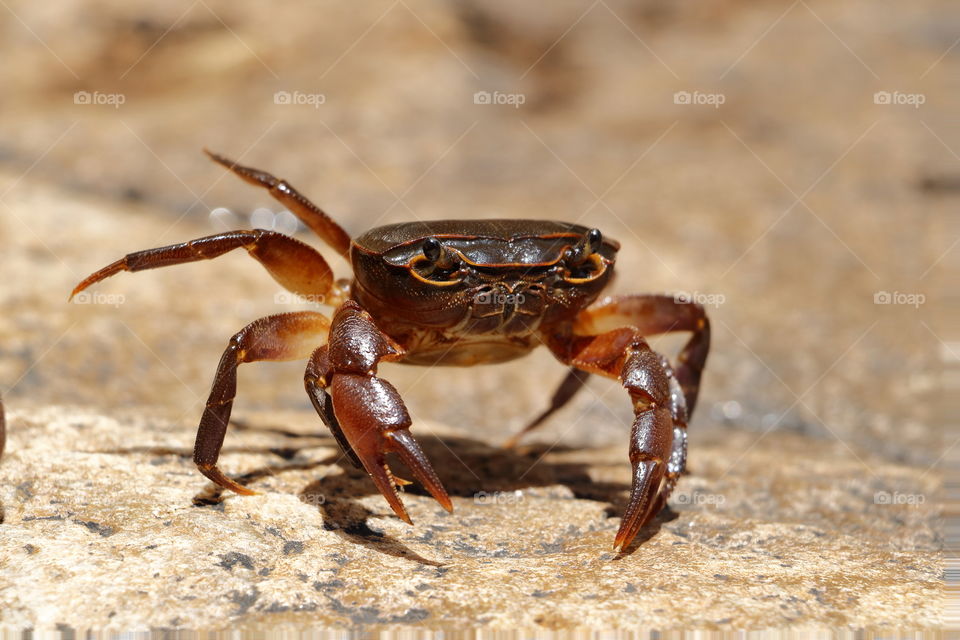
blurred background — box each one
[0,0,953,629]
[0,0,952,461]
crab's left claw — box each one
[304,300,453,523]
[327,372,453,522]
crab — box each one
[71,150,710,551]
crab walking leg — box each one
[575,294,710,416]
[307,300,452,524]
[205,150,351,258]
[194,312,331,494]
[547,328,684,552]
[71,230,335,302]
[503,368,589,448]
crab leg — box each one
[205,150,352,258]
[195,312,331,494]
[503,368,588,448]
[305,300,452,523]
[71,229,335,302]
[575,294,710,415]
[546,327,688,552]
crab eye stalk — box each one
[412,237,463,284]
[422,237,442,262]
[561,228,606,281]
[564,228,602,266]
[421,237,458,270]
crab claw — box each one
[613,458,665,552]
[331,373,452,523]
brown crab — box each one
[71,151,710,551]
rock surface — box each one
[0,406,941,630]
[0,0,951,631]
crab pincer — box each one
[305,301,452,523]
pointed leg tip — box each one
[229,484,257,496]
[204,149,233,167]
[199,464,256,496]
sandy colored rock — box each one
[0,406,940,630]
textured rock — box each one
[0,406,940,630]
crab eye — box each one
[586,228,602,247]
[563,228,605,281]
[411,238,463,284]
[422,237,443,262]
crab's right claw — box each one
[331,373,452,523]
